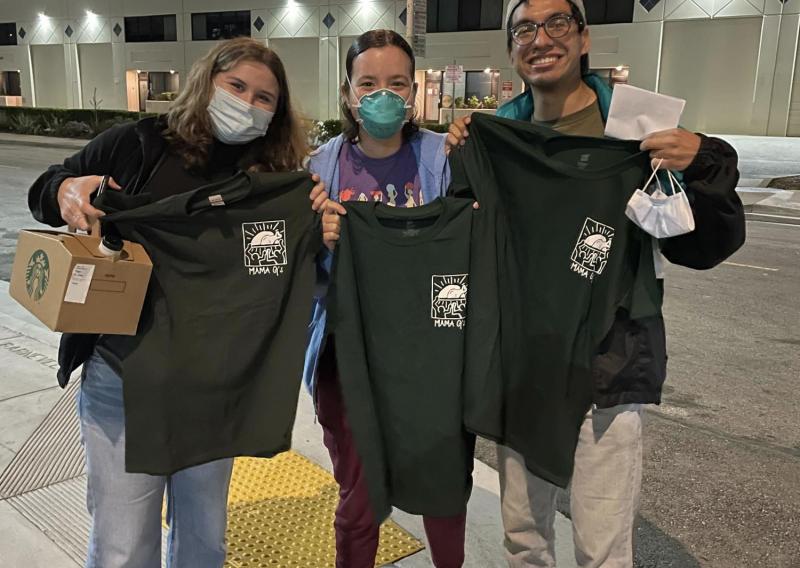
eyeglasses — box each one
[510,14,576,46]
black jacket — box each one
[591,134,744,407]
[29,117,167,228]
[28,118,169,385]
[28,117,266,385]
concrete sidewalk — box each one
[0,280,577,568]
[735,187,800,225]
[716,134,800,179]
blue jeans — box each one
[79,352,233,568]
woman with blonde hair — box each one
[28,37,327,567]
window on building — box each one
[584,0,634,25]
[427,0,503,32]
[124,15,178,42]
[591,66,630,88]
[465,70,500,101]
[191,11,251,41]
[0,71,21,96]
[0,22,17,46]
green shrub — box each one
[0,106,155,138]
[60,121,93,138]
[318,119,342,143]
[10,113,43,135]
[308,119,344,146]
[154,91,177,102]
[42,114,65,135]
[482,95,498,109]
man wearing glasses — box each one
[448,1,743,566]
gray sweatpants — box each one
[498,404,644,568]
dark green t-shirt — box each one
[329,197,476,519]
[97,171,320,474]
[449,113,660,487]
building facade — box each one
[0,0,798,135]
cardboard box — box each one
[9,230,152,335]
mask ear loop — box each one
[666,169,685,196]
[345,74,362,109]
[642,158,664,196]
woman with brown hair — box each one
[28,37,327,567]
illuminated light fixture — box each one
[86,10,96,17]
[38,12,47,19]
[616,65,624,71]
[484,67,492,73]
[427,68,433,73]
[169,69,175,74]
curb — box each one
[744,207,800,225]
[0,138,88,151]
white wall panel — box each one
[79,43,116,110]
[31,44,68,108]
[268,6,320,38]
[589,22,662,91]
[270,37,320,120]
[767,14,800,135]
[665,0,713,19]
[660,17,762,133]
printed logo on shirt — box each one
[570,218,614,281]
[242,220,287,276]
[431,274,468,329]
[339,184,423,208]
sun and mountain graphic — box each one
[431,274,468,321]
[25,249,50,301]
[571,218,615,276]
[242,221,287,267]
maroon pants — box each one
[315,340,466,568]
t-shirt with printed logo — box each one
[449,113,661,488]
[95,170,320,475]
[328,197,477,520]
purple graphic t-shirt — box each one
[337,141,423,207]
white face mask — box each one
[207,85,274,145]
[626,161,695,239]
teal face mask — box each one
[348,78,413,140]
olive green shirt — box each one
[532,100,605,138]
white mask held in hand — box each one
[626,160,695,239]
[207,85,274,145]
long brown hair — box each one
[340,29,420,144]
[164,37,307,171]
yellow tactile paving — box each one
[228,452,332,506]
[222,452,424,567]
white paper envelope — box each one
[604,84,686,141]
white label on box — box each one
[64,263,95,304]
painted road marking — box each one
[748,219,800,228]
[723,261,779,272]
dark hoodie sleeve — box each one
[27,122,139,227]
[660,134,746,269]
